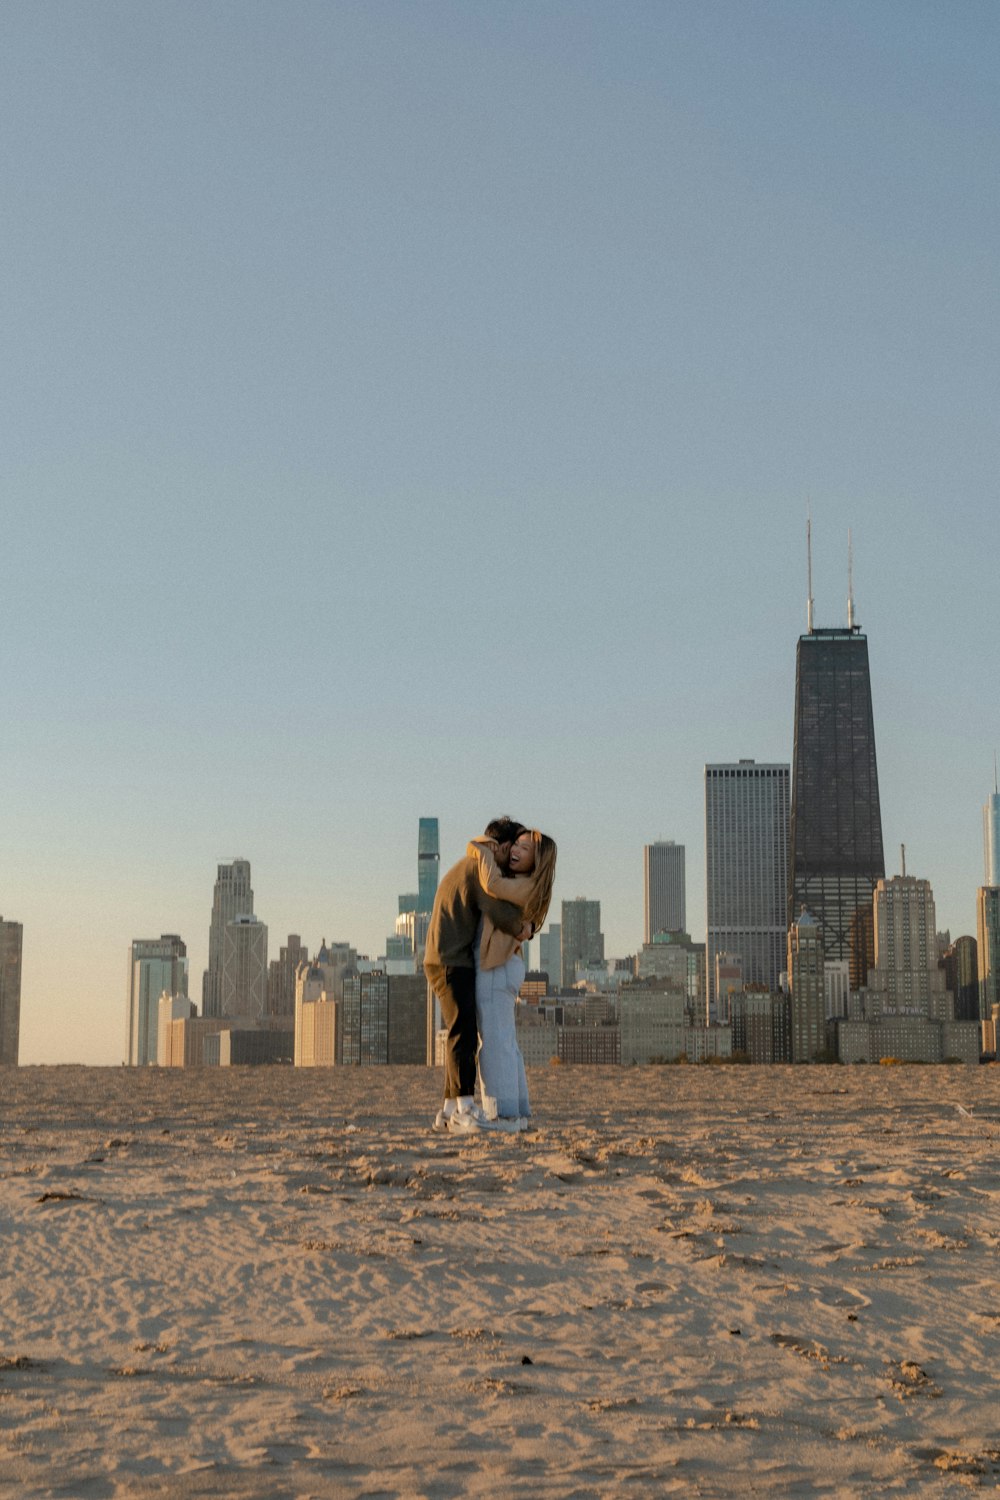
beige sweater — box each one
[466,838,536,971]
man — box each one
[424,817,532,1132]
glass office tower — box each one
[417,818,440,914]
[789,626,885,985]
[643,841,686,943]
[984,788,1000,886]
[705,762,789,1005]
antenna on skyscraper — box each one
[847,527,856,630]
[900,843,906,878]
[806,511,814,633]
[994,750,998,795]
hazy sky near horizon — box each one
[3,2,998,1063]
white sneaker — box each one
[450,1101,497,1132]
[432,1103,455,1132]
[492,1118,522,1134]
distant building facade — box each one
[834,874,980,1064]
[731,989,791,1064]
[515,1007,559,1065]
[202,860,254,1018]
[341,972,427,1065]
[538,925,561,986]
[837,1017,980,1065]
[267,934,308,1018]
[643,841,686,943]
[126,934,188,1067]
[294,941,357,1065]
[940,936,979,1023]
[619,980,685,1064]
[0,917,23,1067]
[162,1015,229,1067]
[713,951,743,1026]
[977,887,1000,1020]
[397,821,440,971]
[867,876,951,1020]
[558,1023,620,1065]
[158,993,196,1066]
[788,911,825,1063]
[824,959,850,1020]
[635,937,689,989]
[204,1026,294,1066]
[560,900,604,990]
[705,761,789,1008]
[221,915,268,1020]
[985,790,1000,887]
[788,623,885,984]
[418,818,440,915]
[635,931,705,1012]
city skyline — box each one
[3,4,998,1063]
[8,709,1000,1066]
[9,652,1000,1064]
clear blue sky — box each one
[3,2,997,1063]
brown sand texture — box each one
[1,1065,999,1498]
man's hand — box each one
[518,922,532,941]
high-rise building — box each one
[868,875,951,1020]
[538,925,561,986]
[395,908,431,963]
[418,818,440,914]
[643,841,686,942]
[158,992,196,1066]
[984,784,1000,886]
[940,935,979,1023]
[341,972,427,1064]
[824,959,850,1020]
[788,910,825,1062]
[835,874,980,1064]
[704,761,789,1006]
[294,941,358,1066]
[619,980,685,1065]
[0,918,23,1067]
[267,934,308,1018]
[220,915,268,1021]
[560,900,604,989]
[634,931,705,1014]
[202,860,254,1018]
[635,936,689,988]
[789,594,885,983]
[731,989,792,1064]
[126,934,188,1066]
[713,951,743,1025]
[977,887,1000,1020]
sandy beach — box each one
[1,1064,999,1498]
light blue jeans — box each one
[475,949,530,1119]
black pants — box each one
[424,963,477,1099]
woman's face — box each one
[508,833,536,874]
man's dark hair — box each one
[484,815,526,844]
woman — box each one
[466,829,557,1130]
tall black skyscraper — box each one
[788,561,885,984]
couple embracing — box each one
[424,816,557,1134]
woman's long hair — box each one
[522,832,557,933]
